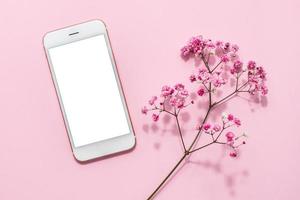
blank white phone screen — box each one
[48,34,130,147]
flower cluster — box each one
[201,113,246,157]
[212,69,227,87]
[230,60,243,74]
[190,67,227,97]
[181,35,239,61]
[222,113,245,157]
[202,123,221,134]
[182,35,268,96]
[181,36,210,58]
[141,83,192,122]
[222,113,241,127]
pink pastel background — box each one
[1,0,300,199]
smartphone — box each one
[43,20,135,162]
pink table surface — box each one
[1,0,300,199]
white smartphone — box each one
[43,20,135,162]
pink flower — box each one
[247,60,256,70]
[203,123,211,131]
[230,52,239,62]
[181,36,207,59]
[234,118,241,126]
[176,99,185,108]
[226,132,235,142]
[215,40,223,47]
[189,74,196,82]
[148,96,158,106]
[229,151,237,157]
[205,39,215,48]
[152,113,159,122]
[197,87,205,96]
[213,78,226,87]
[141,106,148,115]
[181,46,192,58]
[175,83,185,91]
[227,114,234,121]
[197,68,211,83]
[189,36,204,53]
[257,66,266,80]
[169,97,177,107]
[230,60,243,74]
[215,46,224,57]
[161,85,174,97]
[212,73,226,87]
[221,55,230,63]
[248,66,267,82]
[223,42,231,53]
[231,44,239,53]
[213,124,221,132]
[179,89,189,97]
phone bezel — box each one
[43,20,135,162]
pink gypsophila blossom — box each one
[229,151,238,157]
[148,96,158,106]
[234,117,241,126]
[227,114,234,121]
[230,60,243,74]
[161,85,175,97]
[179,89,189,97]
[152,113,159,122]
[189,74,197,82]
[181,36,205,58]
[247,60,256,70]
[231,44,239,53]
[221,55,230,63]
[197,87,205,96]
[175,83,185,91]
[197,68,211,83]
[203,123,211,131]
[141,106,148,115]
[229,52,239,62]
[169,97,177,107]
[176,98,185,108]
[226,132,235,142]
[212,71,226,87]
[213,124,221,132]
[144,84,191,112]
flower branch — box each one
[142,35,268,199]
